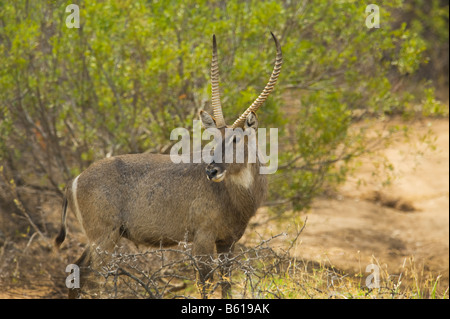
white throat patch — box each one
[230,165,253,189]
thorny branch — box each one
[80,218,308,299]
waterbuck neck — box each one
[223,162,267,222]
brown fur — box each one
[56,113,267,298]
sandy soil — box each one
[288,118,449,289]
[0,118,448,298]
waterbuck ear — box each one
[199,110,217,129]
[244,112,258,130]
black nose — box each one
[206,167,218,180]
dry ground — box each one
[245,118,449,295]
[0,118,448,298]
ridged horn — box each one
[231,32,282,129]
[211,34,226,128]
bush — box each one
[0,0,447,212]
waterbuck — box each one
[55,32,282,298]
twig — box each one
[84,219,308,299]
[0,167,49,245]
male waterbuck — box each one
[55,32,282,298]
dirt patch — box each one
[363,190,416,212]
[287,118,449,291]
[0,119,448,298]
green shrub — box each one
[0,0,447,210]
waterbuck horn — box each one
[231,32,282,129]
[211,34,226,128]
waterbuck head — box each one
[200,32,282,183]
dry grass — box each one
[28,216,445,299]
[0,213,447,299]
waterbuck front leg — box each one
[193,231,216,298]
[216,240,234,299]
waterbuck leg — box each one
[216,241,234,299]
[68,247,91,299]
[68,228,122,299]
[193,232,215,298]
